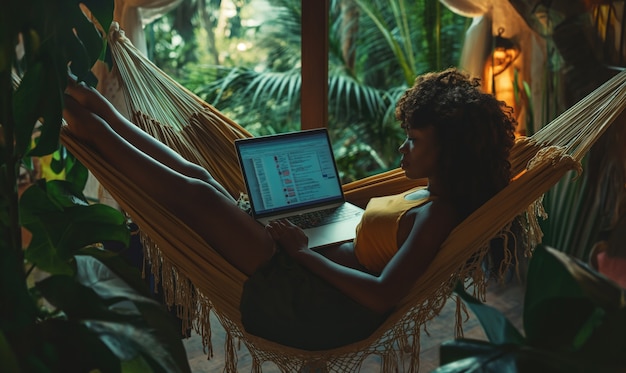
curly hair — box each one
[395,68,517,218]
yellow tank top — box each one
[353,186,431,273]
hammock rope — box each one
[108,28,252,197]
[60,22,626,372]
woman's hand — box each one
[265,219,309,257]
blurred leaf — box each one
[50,148,67,175]
[42,149,90,195]
[85,320,186,373]
[74,255,189,372]
[444,246,626,371]
[82,0,114,39]
[57,1,106,82]
[37,274,121,320]
[24,232,75,276]
[69,1,107,63]
[63,153,90,191]
[436,339,588,373]
[63,24,93,81]
[121,356,154,373]
[73,255,154,306]
[28,69,63,157]
[13,61,44,156]
[20,180,129,274]
[522,81,534,136]
[524,246,626,361]
[540,166,598,258]
[37,256,189,372]
[34,318,120,373]
[525,296,598,351]
[78,247,152,298]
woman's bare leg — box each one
[63,86,275,276]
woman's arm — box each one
[267,199,459,314]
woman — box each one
[63,68,516,350]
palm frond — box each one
[247,69,302,109]
[355,0,415,85]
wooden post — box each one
[301,0,329,130]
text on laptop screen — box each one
[237,130,344,216]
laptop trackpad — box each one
[305,218,361,249]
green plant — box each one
[175,0,468,182]
[434,245,626,372]
[509,0,624,261]
[1,1,190,371]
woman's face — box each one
[398,125,440,180]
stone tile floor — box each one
[182,279,525,372]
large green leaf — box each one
[76,255,189,372]
[0,0,189,371]
[82,0,114,40]
[36,255,190,372]
[27,64,64,157]
[539,166,601,259]
[74,256,190,372]
[37,274,125,321]
[436,339,585,373]
[62,150,90,191]
[68,1,108,65]
[30,318,120,373]
[78,247,153,298]
[524,246,626,363]
[442,247,626,371]
[20,179,130,274]
[12,60,45,156]
[13,0,111,159]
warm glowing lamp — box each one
[488,27,521,95]
[484,27,524,135]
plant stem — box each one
[0,66,24,258]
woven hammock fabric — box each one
[60,22,626,372]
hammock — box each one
[60,23,626,372]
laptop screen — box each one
[235,129,345,218]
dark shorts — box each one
[240,251,386,351]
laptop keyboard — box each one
[272,205,361,229]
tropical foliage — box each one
[1,1,190,371]
[148,0,470,182]
[435,245,626,372]
[513,0,626,259]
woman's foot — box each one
[65,75,120,127]
[62,92,109,143]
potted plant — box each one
[434,245,626,372]
[1,1,190,371]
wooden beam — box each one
[301,0,329,130]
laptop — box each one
[235,128,365,249]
